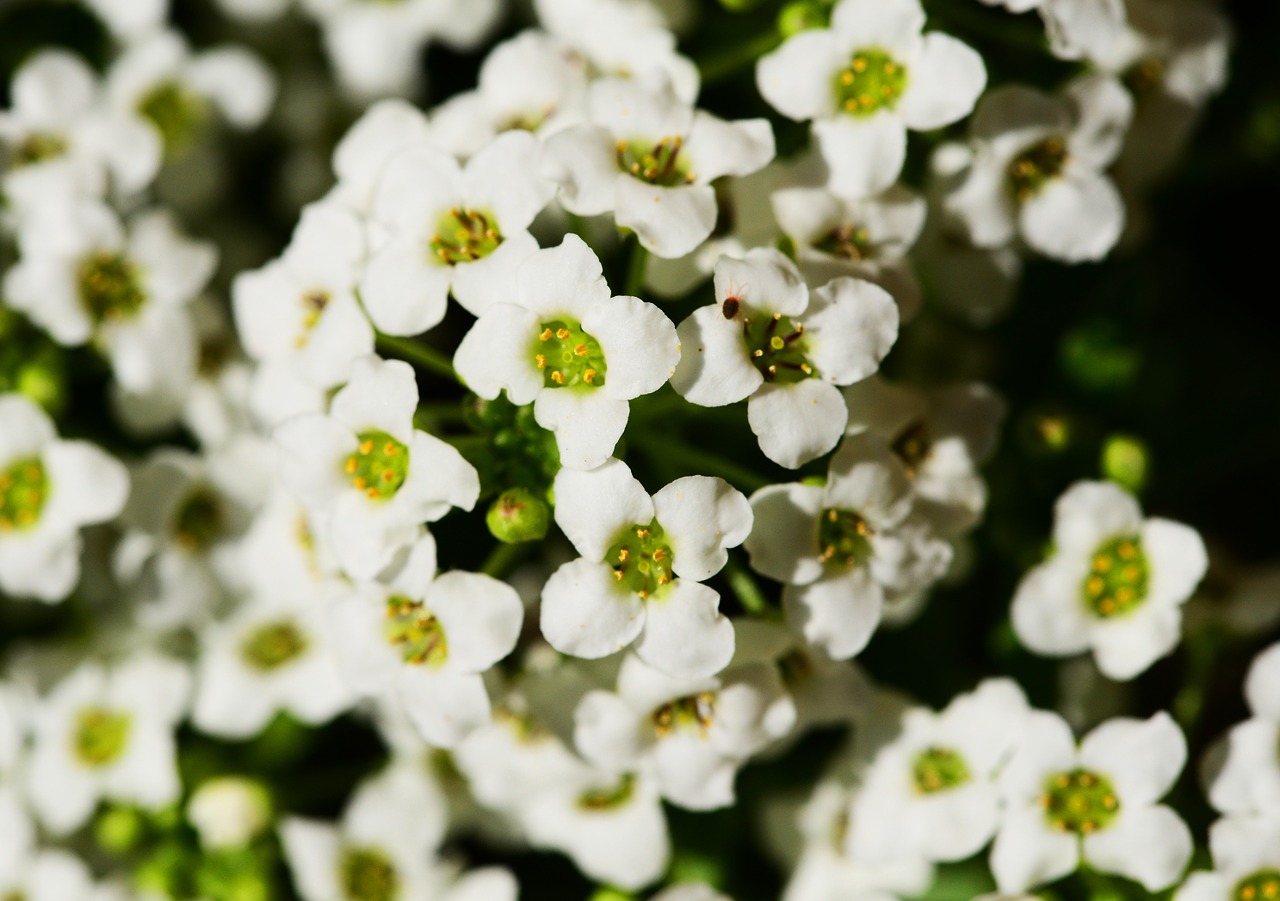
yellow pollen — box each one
[1122,565,1140,581]
[1087,576,1104,596]
[1099,598,1117,615]
[853,58,867,72]
[1102,794,1117,809]
[1092,555,1111,572]
[353,477,367,490]
[550,371,564,384]
[637,590,648,600]
[381,471,395,482]
[884,62,897,74]
[383,442,398,455]
[636,528,649,538]
[584,369,596,383]
[1118,542,1136,559]
[556,328,570,339]
[366,488,379,499]
[574,344,588,356]
[536,354,547,369]
[1116,587,1134,603]
[841,71,854,85]
[360,440,374,455]
[844,99,859,111]
[540,328,553,341]
[618,549,629,562]
[345,458,357,474]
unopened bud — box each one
[487,488,551,543]
[1102,434,1148,493]
[187,777,272,850]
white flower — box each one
[943,75,1133,262]
[1204,642,1280,817]
[744,434,952,659]
[1176,815,1280,901]
[453,235,680,470]
[1010,479,1207,680]
[0,847,97,901]
[329,536,523,747]
[848,679,1031,864]
[327,99,435,215]
[0,786,35,884]
[654,885,733,901]
[756,0,985,197]
[0,393,129,602]
[234,200,373,392]
[192,592,355,739]
[80,0,167,42]
[541,458,751,679]
[0,50,161,211]
[671,249,899,468]
[274,355,479,579]
[186,777,272,850]
[540,74,774,258]
[27,654,190,835]
[574,653,796,811]
[843,375,1005,537]
[361,130,553,331]
[991,710,1191,893]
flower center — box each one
[1123,56,1167,95]
[0,456,48,533]
[532,319,606,389]
[813,223,874,261]
[137,80,208,156]
[818,508,874,569]
[72,707,132,768]
[294,290,330,348]
[339,847,399,901]
[777,648,814,687]
[1081,535,1149,618]
[384,594,448,666]
[891,419,931,478]
[78,252,146,325]
[1234,870,1280,901]
[13,131,67,167]
[652,692,716,737]
[429,208,503,266]
[607,520,674,599]
[577,773,636,810]
[240,619,309,671]
[616,136,694,187]
[1008,137,1069,202]
[743,312,814,383]
[1041,768,1120,834]
[912,746,971,794]
[343,431,409,501]
[834,49,908,116]
[174,486,226,553]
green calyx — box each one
[1041,768,1120,834]
[462,394,561,492]
[0,456,48,533]
[911,746,971,794]
[652,692,716,737]
[73,707,132,768]
[13,131,68,167]
[834,49,908,117]
[137,80,208,156]
[1233,870,1280,901]
[813,223,874,261]
[384,594,448,666]
[429,208,503,266]
[343,430,409,502]
[78,252,147,325]
[1008,137,1069,202]
[616,135,694,187]
[175,487,225,553]
[240,620,309,671]
[339,847,400,901]
[578,773,636,811]
[533,319,606,389]
[486,487,551,543]
[1081,535,1149,619]
[818,507,874,569]
[607,519,674,599]
[742,312,815,383]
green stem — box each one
[624,237,649,297]
[631,434,771,493]
[376,333,461,384]
[480,540,530,579]
[698,30,785,85]
[724,557,773,616]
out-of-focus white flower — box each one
[81,0,168,43]
[1176,815,1280,901]
[1205,642,1280,817]
[327,99,435,216]
[186,777,272,850]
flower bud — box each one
[187,777,272,850]
[486,487,551,543]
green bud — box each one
[670,851,725,889]
[800,474,827,487]
[187,776,273,850]
[720,0,763,10]
[588,890,635,901]
[16,357,65,414]
[778,0,832,36]
[96,806,145,854]
[1101,434,1148,493]
[486,488,551,543]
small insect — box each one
[722,297,739,319]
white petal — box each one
[583,295,680,400]
[830,0,926,55]
[1142,519,1207,609]
[671,306,762,407]
[187,47,275,128]
[41,440,129,526]
[463,130,554,230]
[683,115,774,183]
[330,355,418,441]
[399,668,491,748]
[280,818,343,901]
[1011,558,1095,658]
[370,144,463,234]
[990,805,1079,892]
[743,483,825,584]
[636,580,735,679]
[1090,605,1181,681]
[574,689,648,771]
[400,430,480,520]
[358,238,452,337]
[534,388,629,471]
[516,234,612,322]
[449,230,540,318]
[999,710,1077,803]
[615,178,717,259]
[1079,712,1185,806]
[782,568,883,660]
[1246,643,1280,720]
[540,125,619,216]
[653,476,753,582]
[1019,171,1124,263]
[1064,74,1133,168]
[748,381,847,469]
[1083,805,1192,891]
[943,154,1017,248]
[814,114,907,199]
[1052,481,1143,556]
[755,30,843,121]
[553,459,655,562]
[805,277,899,385]
[453,304,543,404]
[429,571,523,673]
[898,33,986,130]
[540,558,646,659]
[274,414,356,509]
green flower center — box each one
[240,620,309,671]
[616,135,694,187]
[652,692,716,737]
[1233,870,1280,901]
[834,49,908,116]
[73,707,132,768]
[13,131,67,167]
[743,312,815,383]
[78,252,146,325]
[577,773,636,811]
[607,519,674,599]
[533,319,606,389]
[343,431,409,502]
[0,456,48,533]
[813,223,874,261]
[891,419,931,478]
[1041,768,1120,834]
[339,847,399,901]
[384,594,448,666]
[174,486,226,553]
[912,746,971,794]
[1008,137,1069,202]
[1081,535,1149,619]
[137,80,208,156]
[429,208,503,266]
[818,508,874,569]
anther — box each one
[536,354,546,369]
[574,344,588,356]
[550,371,564,384]
[556,328,570,339]
[360,440,374,454]
[540,328,553,341]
